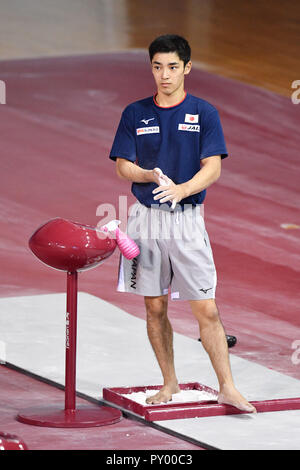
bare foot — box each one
[146,384,181,404]
[218,384,257,413]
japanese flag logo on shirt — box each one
[185,114,199,123]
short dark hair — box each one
[149,34,191,66]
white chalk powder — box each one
[122,389,217,406]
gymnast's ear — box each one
[184,61,192,75]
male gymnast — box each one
[109,34,256,413]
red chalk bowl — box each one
[29,218,117,272]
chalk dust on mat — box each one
[122,389,217,405]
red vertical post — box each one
[65,271,78,411]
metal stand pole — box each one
[65,271,77,411]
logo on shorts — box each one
[199,287,212,294]
[130,258,138,289]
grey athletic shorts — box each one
[117,201,217,300]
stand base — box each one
[17,403,122,428]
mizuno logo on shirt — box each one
[140,118,155,125]
[178,124,200,132]
[136,126,160,135]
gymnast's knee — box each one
[189,299,220,326]
[144,295,168,321]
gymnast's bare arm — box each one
[115,157,162,185]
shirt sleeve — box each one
[200,109,228,160]
[109,106,137,163]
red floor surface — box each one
[0,51,299,449]
[0,366,203,451]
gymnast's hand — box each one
[152,168,186,209]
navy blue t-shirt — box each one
[109,92,228,208]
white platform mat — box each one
[0,292,300,450]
